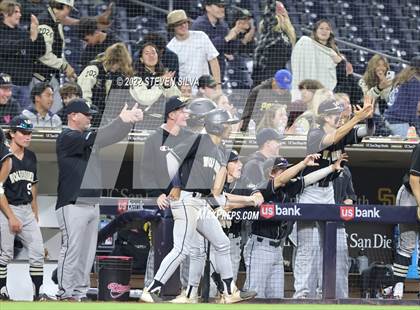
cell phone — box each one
[386,70,395,80]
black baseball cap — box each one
[66,98,98,115]
[204,0,226,6]
[232,7,253,21]
[263,156,292,172]
[228,150,244,163]
[0,73,12,87]
[198,75,217,89]
[256,128,283,147]
[9,115,34,132]
[317,99,344,115]
[165,96,189,120]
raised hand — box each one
[354,103,373,121]
[332,153,349,172]
[30,14,39,41]
[119,103,143,123]
[303,153,321,166]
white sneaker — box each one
[169,295,199,303]
[393,282,404,299]
[175,289,186,299]
[139,288,163,303]
[0,286,10,300]
[223,283,256,304]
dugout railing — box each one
[98,199,419,300]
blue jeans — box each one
[387,123,410,137]
[12,85,31,109]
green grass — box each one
[0,303,419,310]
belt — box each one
[256,236,281,248]
[309,181,332,188]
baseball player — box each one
[55,98,143,301]
[388,143,420,299]
[0,116,48,301]
[141,109,257,304]
[140,96,192,287]
[243,154,346,298]
[293,96,374,299]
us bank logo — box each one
[260,204,275,219]
[339,206,381,221]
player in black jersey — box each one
[293,96,374,299]
[0,116,48,301]
[141,109,257,304]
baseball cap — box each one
[256,128,283,147]
[53,0,78,11]
[0,73,12,87]
[228,150,244,163]
[66,98,98,115]
[274,69,292,91]
[198,75,217,89]
[410,56,420,68]
[9,115,34,132]
[317,99,344,115]
[263,156,292,172]
[167,10,190,26]
[165,96,189,120]
[204,0,226,6]
[232,6,253,21]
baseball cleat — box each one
[393,282,404,299]
[139,288,163,303]
[223,288,257,304]
[0,287,10,300]
[34,293,56,301]
[169,295,199,303]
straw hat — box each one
[167,9,189,27]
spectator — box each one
[197,74,218,100]
[228,6,256,55]
[166,9,221,89]
[57,82,82,124]
[0,73,21,125]
[252,0,296,87]
[192,0,253,80]
[215,93,241,132]
[287,79,324,132]
[241,128,282,185]
[256,103,288,134]
[241,69,292,132]
[33,0,77,112]
[22,81,62,128]
[384,56,420,137]
[142,33,179,80]
[78,42,134,127]
[335,93,352,126]
[291,19,352,95]
[77,16,120,69]
[130,42,180,106]
[359,55,394,136]
[0,0,45,109]
[290,88,334,135]
[180,82,193,99]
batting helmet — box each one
[187,98,217,128]
[204,109,239,136]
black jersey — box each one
[251,177,304,240]
[223,176,257,236]
[5,149,38,205]
[172,134,227,195]
[302,127,359,185]
[140,126,194,197]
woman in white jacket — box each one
[130,42,180,127]
[291,19,352,95]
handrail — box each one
[127,0,169,15]
[301,28,410,65]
